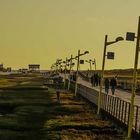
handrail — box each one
[69,80,140,135]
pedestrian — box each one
[110,77,117,95]
[91,75,94,86]
[98,73,101,86]
[73,73,76,81]
[104,78,109,94]
[94,73,98,86]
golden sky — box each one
[0,0,140,70]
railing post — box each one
[121,101,125,122]
[105,94,108,111]
[124,102,128,124]
[115,98,119,118]
[118,99,122,120]
[109,96,112,114]
[135,106,139,132]
[128,103,131,125]
[107,95,110,112]
[110,96,114,115]
[113,97,117,116]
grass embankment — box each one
[0,74,126,140]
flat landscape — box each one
[0,73,127,139]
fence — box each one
[70,80,140,135]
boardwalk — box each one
[78,77,140,106]
[75,76,140,134]
[60,73,140,134]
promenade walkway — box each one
[78,77,140,106]
[59,73,140,135]
[73,76,140,135]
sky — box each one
[0,0,140,70]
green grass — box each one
[0,73,128,140]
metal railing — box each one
[69,80,140,134]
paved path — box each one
[60,73,140,106]
[78,77,140,106]
[59,74,140,132]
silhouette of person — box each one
[91,75,94,86]
[104,78,109,94]
[110,77,117,95]
[98,73,101,86]
[94,73,98,86]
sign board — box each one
[126,32,135,41]
[107,52,114,59]
[80,60,84,64]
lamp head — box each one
[115,36,124,42]
[84,51,89,54]
[57,59,62,62]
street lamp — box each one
[127,17,140,138]
[97,35,124,115]
[55,59,62,73]
[74,50,89,96]
[67,55,76,90]
[85,59,96,76]
[63,57,68,89]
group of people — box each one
[90,73,101,87]
[104,77,117,95]
[91,73,117,95]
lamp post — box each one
[55,59,62,73]
[97,35,124,115]
[93,58,96,71]
[63,57,68,89]
[127,17,140,138]
[68,55,76,90]
[74,50,89,96]
[58,60,63,73]
[85,59,96,76]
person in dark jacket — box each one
[91,75,94,86]
[110,77,117,95]
[94,73,98,86]
[104,78,109,94]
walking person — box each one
[94,73,98,86]
[98,73,101,86]
[91,75,94,87]
[110,77,117,95]
[104,78,110,94]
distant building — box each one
[21,68,28,73]
[28,64,40,72]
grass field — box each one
[0,73,128,140]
